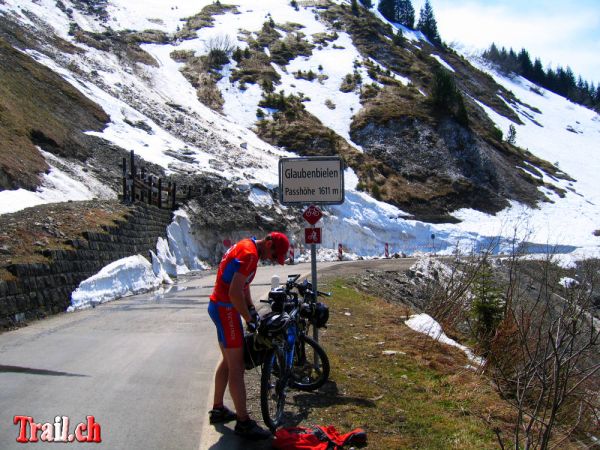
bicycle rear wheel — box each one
[291,335,330,391]
[260,348,288,431]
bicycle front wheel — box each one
[260,348,288,431]
[291,334,330,391]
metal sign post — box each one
[279,156,345,344]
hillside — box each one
[0,0,599,259]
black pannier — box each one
[243,333,268,370]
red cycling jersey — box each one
[210,238,258,303]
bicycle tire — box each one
[291,335,330,391]
[260,347,287,431]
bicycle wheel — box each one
[260,347,288,431]
[291,334,330,391]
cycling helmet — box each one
[310,302,329,328]
[258,311,291,337]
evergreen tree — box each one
[431,68,468,125]
[484,42,501,63]
[359,0,372,8]
[517,48,533,79]
[397,0,415,28]
[377,0,396,22]
[470,260,504,356]
[416,0,441,45]
[392,29,404,46]
[351,0,359,15]
[531,57,545,84]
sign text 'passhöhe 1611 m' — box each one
[279,157,344,205]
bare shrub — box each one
[423,229,600,448]
[204,34,234,69]
[489,255,600,448]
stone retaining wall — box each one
[0,204,173,328]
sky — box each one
[412,0,600,85]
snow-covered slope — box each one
[1,0,599,265]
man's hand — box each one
[247,316,260,334]
[248,305,259,323]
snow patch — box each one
[405,313,483,366]
[68,255,164,311]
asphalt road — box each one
[0,258,414,449]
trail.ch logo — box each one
[13,415,102,443]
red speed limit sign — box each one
[305,227,322,244]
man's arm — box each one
[244,285,254,309]
[229,272,252,322]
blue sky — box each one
[411,0,600,85]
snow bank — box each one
[68,255,164,311]
[69,208,207,311]
[405,313,483,366]
[161,209,207,275]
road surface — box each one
[0,259,414,449]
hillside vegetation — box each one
[176,1,572,222]
[0,37,108,191]
[0,0,576,223]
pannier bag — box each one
[272,425,367,450]
[310,302,329,328]
[243,332,268,370]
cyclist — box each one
[207,232,290,440]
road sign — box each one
[279,156,344,205]
[305,227,322,244]
[302,205,322,225]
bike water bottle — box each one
[271,275,280,289]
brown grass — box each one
[0,38,108,191]
[0,201,131,280]
[296,276,519,449]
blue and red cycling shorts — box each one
[208,301,243,348]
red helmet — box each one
[269,232,290,265]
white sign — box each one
[279,157,344,205]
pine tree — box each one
[397,0,415,28]
[416,0,441,45]
[359,0,372,8]
[351,0,359,15]
[531,57,545,84]
[377,0,396,22]
[431,68,468,125]
[470,260,504,356]
[484,43,501,63]
[517,48,533,79]
[392,29,404,46]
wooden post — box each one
[140,168,146,203]
[157,178,162,208]
[167,181,172,209]
[171,182,177,210]
[122,157,127,202]
[130,150,135,203]
[148,176,153,205]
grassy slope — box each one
[0,37,109,191]
[306,276,508,449]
